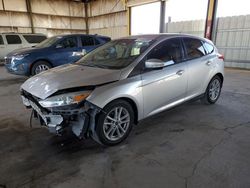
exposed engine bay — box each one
[21,89,102,143]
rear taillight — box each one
[218,54,224,61]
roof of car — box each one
[0,32,46,35]
[119,33,211,43]
[54,33,110,38]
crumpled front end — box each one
[21,89,101,139]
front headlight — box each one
[13,54,29,61]
[39,91,92,108]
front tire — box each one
[95,100,134,146]
[203,75,222,104]
[31,61,51,76]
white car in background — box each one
[0,33,47,62]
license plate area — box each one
[29,100,48,124]
[22,96,63,127]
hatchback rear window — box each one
[203,41,214,54]
[23,35,47,43]
[6,35,22,44]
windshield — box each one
[36,36,61,48]
[78,38,154,69]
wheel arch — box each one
[100,97,139,125]
[30,59,53,75]
[214,72,224,86]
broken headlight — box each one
[39,91,92,108]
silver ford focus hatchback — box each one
[21,34,224,146]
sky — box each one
[165,0,208,22]
[131,2,161,35]
[165,0,250,22]
[131,0,250,35]
[217,0,250,17]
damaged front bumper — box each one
[21,91,101,140]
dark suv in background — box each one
[5,34,111,76]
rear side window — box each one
[58,37,77,48]
[147,38,183,64]
[81,36,95,46]
[0,36,4,45]
[183,38,206,60]
[6,35,22,44]
[203,41,214,54]
[23,35,47,43]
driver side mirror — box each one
[145,59,175,69]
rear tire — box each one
[31,61,51,76]
[203,75,222,104]
[95,100,134,146]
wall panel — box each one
[89,26,127,39]
[3,0,27,12]
[216,15,250,68]
[0,0,86,35]
[88,1,127,39]
[127,0,160,7]
[31,0,84,17]
[166,19,205,37]
[89,12,126,29]
[0,12,30,27]
[88,0,125,17]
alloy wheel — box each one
[209,78,221,101]
[35,64,50,74]
[103,106,130,141]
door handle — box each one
[206,61,212,66]
[176,70,184,76]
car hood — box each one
[7,47,45,57]
[21,64,121,99]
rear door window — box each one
[6,35,22,44]
[147,38,183,64]
[183,38,206,60]
[0,36,4,45]
[81,36,95,46]
[23,35,47,43]
[58,37,78,48]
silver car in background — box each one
[20,34,224,146]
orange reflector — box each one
[73,93,90,102]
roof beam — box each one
[204,0,218,40]
[25,0,34,33]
